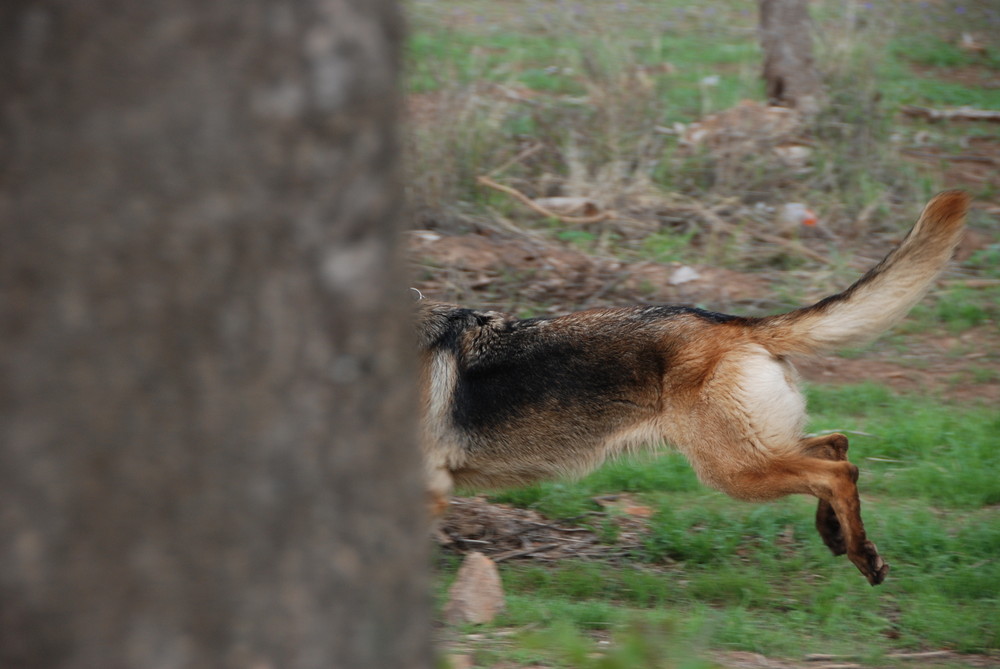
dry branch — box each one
[901,105,1000,123]
[902,149,999,165]
[476,175,614,224]
[492,543,561,562]
[805,650,954,662]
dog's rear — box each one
[418,191,969,584]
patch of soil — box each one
[909,63,1000,90]
[405,84,541,127]
[795,327,1000,404]
[716,649,1000,669]
[405,91,449,126]
[438,495,652,564]
[408,230,770,313]
[902,136,1000,202]
[439,496,600,562]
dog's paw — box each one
[815,501,846,556]
[853,540,889,586]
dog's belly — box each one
[449,393,662,489]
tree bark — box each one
[0,2,430,668]
[758,0,824,115]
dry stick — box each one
[901,105,1000,123]
[583,269,634,308]
[492,543,560,563]
[481,208,549,243]
[481,175,833,265]
[886,651,955,660]
[851,197,883,237]
[805,650,953,662]
[902,149,999,165]
[486,142,544,178]
[476,175,613,225]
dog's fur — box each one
[416,191,969,585]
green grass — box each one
[884,70,1000,109]
[438,386,1000,665]
[892,34,1000,71]
[892,281,998,335]
[642,228,698,263]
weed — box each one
[642,228,697,263]
[968,244,1000,280]
[887,283,997,335]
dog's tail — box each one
[751,191,969,356]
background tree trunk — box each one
[759,0,824,115]
[0,2,430,668]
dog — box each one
[416,191,969,585]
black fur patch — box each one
[449,310,685,433]
[421,303,745,435]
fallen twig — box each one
[492,543,560,562]
[486,142,545,178]
[476,175,614,225]
[886,650,955,660]
[806,650,954,662]
[901,105,1000,123]
[902,149,999,165]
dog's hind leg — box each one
[799,433,849,556]
[718,455,889,585]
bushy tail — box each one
[752,191,969,355]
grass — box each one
[894,281,999,336]
[438,387,1000,665]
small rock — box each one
[444,654,473,669]
[444,552,506,625]
[669,265,700,285]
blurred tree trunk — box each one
[759,0,824,115]
[0,2,430,668]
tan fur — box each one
[417,192,969,585]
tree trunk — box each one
[759,0,824,115]
[0,2,430,668]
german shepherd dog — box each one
[417,191,968,585]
